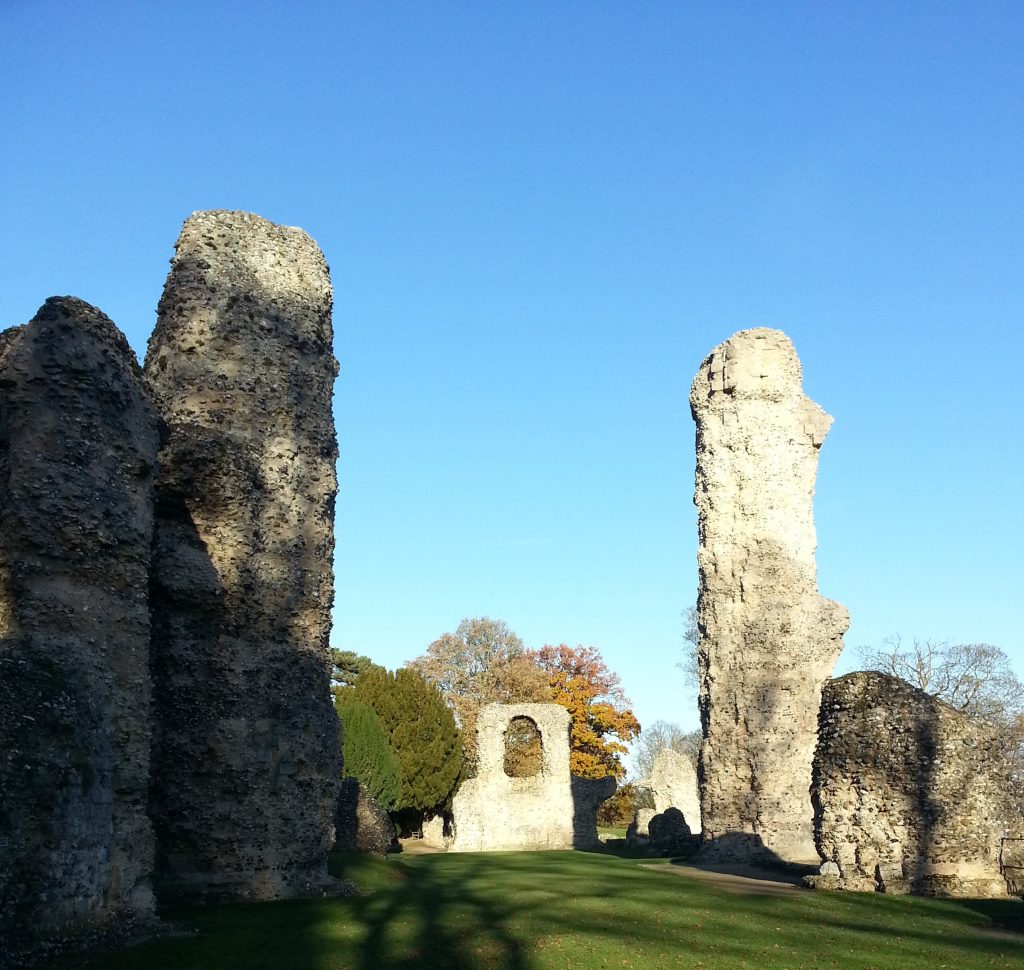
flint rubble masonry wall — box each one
[690,328,848,863]
[0,298,160,956]
[811,671,1022,897]
[451,703,579,852]
[334,777,396,856]
[145,210,341,899]
[571,774,617,849]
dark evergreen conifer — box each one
[329,649,373,703]
[353,666,463,815]
[335,694,401,809]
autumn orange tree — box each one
[407,617,550,770]
[529,644,640,780]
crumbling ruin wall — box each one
[0,298,160,958]
[690,328,848,862]
[145,211,341,899]
[648,748,701,833]
[451,703,577,851]
[571,774,617,849]
[334,777,396,856]
[810,672,1022,897]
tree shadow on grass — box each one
[344,855,528,970]
[348,851,1024,970]
[956,896,1024,935]
[68,850,1024,970]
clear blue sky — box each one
[2,2,1022,746]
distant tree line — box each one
[407,617,641,780]
[331,617,643,827]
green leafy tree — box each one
[335,694,400,809]
[354,666,463,817]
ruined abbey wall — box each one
[0,299,160,959]
[649,748,701,834]
[451,703,579,851]
[145,211,341,899]
[810,672,1022,897]
[0,213,345,962]
[690,328,848,863]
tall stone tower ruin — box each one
[0,298,160,956]
[690,328,847,862]
[145,211,341,899]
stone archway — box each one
[504,715,543,778]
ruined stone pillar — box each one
[690,328,847,862]
[0,298,159,958]
[145,211,340,899]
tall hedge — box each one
[335,694,401,810]
[354,666,463,814]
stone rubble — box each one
[571,774,617,849]
[641,748,701,834]
[451,703,614,851]
[334,777,396,856]
[421,813,454,850]
[647,808,693,856]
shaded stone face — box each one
[0,298,159,956]
[145,210,341,899]
[811,672,1022,898]
[690,328,847,863]
[334,777,396,856]
[570,774,617,849]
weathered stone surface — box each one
[571,774,617,849]
[451,703,577,851]
[647,748,701,834]
[1001,839,1024,896]
[811,672,1023,897]
[690,328,847,863]
[627,807,696,857]
[334,777,396,856]
[0,298,159,960]
[145,211,341,899]
[628,808,657,842]
[648,807,693,856]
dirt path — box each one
[397,837,445,855]
[645,861,806,896]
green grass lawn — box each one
[67,850,1024,970]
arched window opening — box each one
[503,716,543,777]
